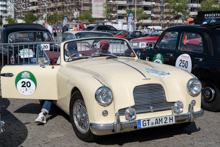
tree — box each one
[0,19,2,25]
[5,15,17,24]
[22,12,39,23]
[126,8,149,21]
[78,10,96,24]
[200,0,220,11]
[103,0,112,21]
[165,0,189,25]
[47,12,60,24]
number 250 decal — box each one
[179,59,188,68]
[175,54,192,73]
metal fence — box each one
[0,42,60,70]
[129,40,157,49]
[0,40,156,70]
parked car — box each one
[144,22,220,111]
[62,31,114,42]
[85,25,120,35]
[131,30,164,42]
[124,31,143,41]
[115,30,130,38]
[0,23,58,69]
[67,23,85,31]
[0,37,204,141]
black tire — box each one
[201,81,220,111]
[70,91,97,142]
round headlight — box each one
[174,101,183,114]
[95,86,113,107]
[125,107,136,121]
[187,78,202,97]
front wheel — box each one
[201,81,220,111]
[70,91,97,142]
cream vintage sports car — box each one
[0,37,204,142]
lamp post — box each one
[44,0,47,22]
[135,0,136,31]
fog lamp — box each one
[174,101,183,114]
[125,107,136,121]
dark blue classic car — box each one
[143,22,220,111]
[0,23,56,68]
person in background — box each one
[62,23,68,33]
[45,22,54,39]
[73,25,78,31]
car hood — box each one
[131,36,159,41]
[66,58,193,111]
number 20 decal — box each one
[175,54,192,73]
[21,81,31,88]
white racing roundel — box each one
[175,54,192,73]
[15,71,37,96]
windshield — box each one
[150,30,163,36]
[8,31,52,43]
[75,32,114,38]
[116,30,127,36]
[63,38,135,62]
[85,26,94,30]
[128,31,141,37]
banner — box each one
[127,12,134,31]
[92,0,105,18]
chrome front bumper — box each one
[0,121,4,134]
[90,101,204,133]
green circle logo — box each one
[153,53,164,64]
[15,71,37,96]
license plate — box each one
[137,115,175,129]
[139,42,146,48]
[133,43,138,46]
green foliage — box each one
[103,0,112,20]
[5,15,17,24]
[47,12,61,24]
[22,12,39,23]
[78,10,96,23]
[126,8,149,21]
[165,0,189,16]
[200,0,220,11]
[165,0,189,24]
[0,19,2,25]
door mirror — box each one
[148,42,155,49]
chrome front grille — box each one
[118,84,174,115]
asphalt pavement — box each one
[0,91,220,147]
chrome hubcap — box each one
[73,99,89,134]
[203,87,215,102]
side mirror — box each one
[148,42,155,49]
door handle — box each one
[166,53,173,56]
[0,73,14,77]
[194,57,203,61]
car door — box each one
[146,31,179,65]
[173,32,204,73]
[0,46,60,100]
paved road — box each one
[0,97,220,147]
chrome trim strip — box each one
[90,100,204,133]
[93,76,105,86]
[90,109,204,132]
[113,59,150,80]
[0,121,5,134]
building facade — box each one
[12,0,218,28]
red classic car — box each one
[131,30,163,43]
